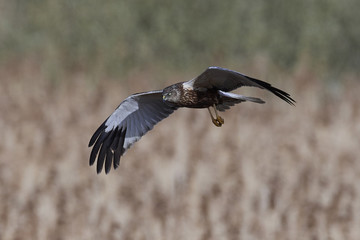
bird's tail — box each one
[217,91,265,111]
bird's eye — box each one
[168,92,172,96]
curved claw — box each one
[212,118,223,127]
[217,116,224,125]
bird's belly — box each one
[179,91,219,108]
[183,100,215,108]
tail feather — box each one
[217,91,265,111]
[242,96,265,104]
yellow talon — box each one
[208,105,224,127]
[217,116,224,125]
[212,118,222,127]
[208,105,225,127]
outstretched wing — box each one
[88,90,177,174]
[190,66,295,105]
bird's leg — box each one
[208,107,221,127]
[208,107,224,127]
[213,104,224,125]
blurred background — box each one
[1,0,359,239]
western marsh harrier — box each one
[89,67,295,173]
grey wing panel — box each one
[122,98,176,151]
[123,112,140,151]
[88,90,178,174]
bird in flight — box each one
[89,66,295,174]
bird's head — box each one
[162,85,181,103]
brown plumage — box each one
[165,83,220,108]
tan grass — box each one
[0,64,359,240]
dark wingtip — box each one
[113,128,126,170]
[88,126,127,174]
[104,148,113,174]
[89,131,107,166]
[247,76,296,106]
[96,129,116,174]
[273,88,296,106]
[88,121,107,147]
